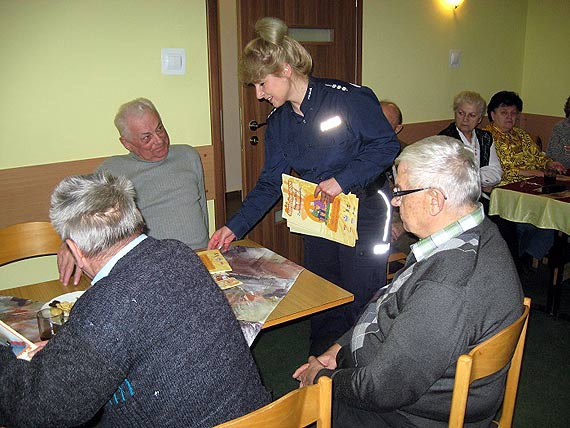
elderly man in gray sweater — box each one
[59,97,209,285]
[0,171,269,427]
[294,136,524,428]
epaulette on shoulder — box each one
[324,82,360,92]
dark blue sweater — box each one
[0,237,269,427]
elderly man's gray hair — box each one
[396,136,481,209]
[114,97,161,139]
[50,171,145,257]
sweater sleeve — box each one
[546,124,563,162]
[0,327,126,427]
[326,280,469,413]
[480,141,503,187]
[189,146,210,236]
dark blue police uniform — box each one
[227,76,400,353]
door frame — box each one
[206,0,226,229]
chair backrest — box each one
[387,251,407,281]
[0,222,62,267]
[448,297,531,428]
[215,376,332,428]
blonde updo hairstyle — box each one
[239,17,313,84]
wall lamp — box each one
[447,0,464,9]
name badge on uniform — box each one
[320,115,342,132]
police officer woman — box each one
[208,17,400,355]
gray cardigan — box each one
[0,237,269,427]
[317,218,524,427]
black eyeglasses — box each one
[393,187,447,200]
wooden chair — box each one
[215,376,332,428]
[0,222,62,266]
[448,297,531,428]
[387,251,407,281]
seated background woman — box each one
[485,90,566,185]
[546,95,570,169]
[485,91,567,264]
[439,90,502,211]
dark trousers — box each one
[333,401,417,428]
[305,184,390,355]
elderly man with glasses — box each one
[294,136,524,428]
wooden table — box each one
[0,239,354,329]
[490,178,570,315]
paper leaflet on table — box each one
[281,174,359,246]
[211,272,243,290]
[197,249,232,273]
[0,320,37,361]
[197,249,242,289]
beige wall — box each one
[521,0,570,116]
[0,0,212,169]
[363,0,528,123]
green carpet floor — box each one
[251,264,570,427]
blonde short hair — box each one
[453,91,486,117]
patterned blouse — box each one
[484,123,551,186]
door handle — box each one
[249,120,267,131]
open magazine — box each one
[0,320,38,361]
[281,174,359,246]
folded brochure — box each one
[281,174,359,246]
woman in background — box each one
[546,95,570,169]
[485,91,566,264]
[439,90,502,211]
[485,90,565,185]
[208,17,400,355]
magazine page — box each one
[281,174,359,246]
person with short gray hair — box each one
[50,171,145,258]
[114,97,160,141]
[294,136,523,428]
[58,97,209,286]
[439,91,503,199]
[0,171,269,427]
[395,135,481,211]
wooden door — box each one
[237,0,362,264]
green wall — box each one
[0,0,211,169]
[363,0,528,123]
[521,0,570,116]
[0,0,213,290]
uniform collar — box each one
[294,76,316,118]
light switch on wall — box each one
[161,48,186,75]
[449,49,462,68]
